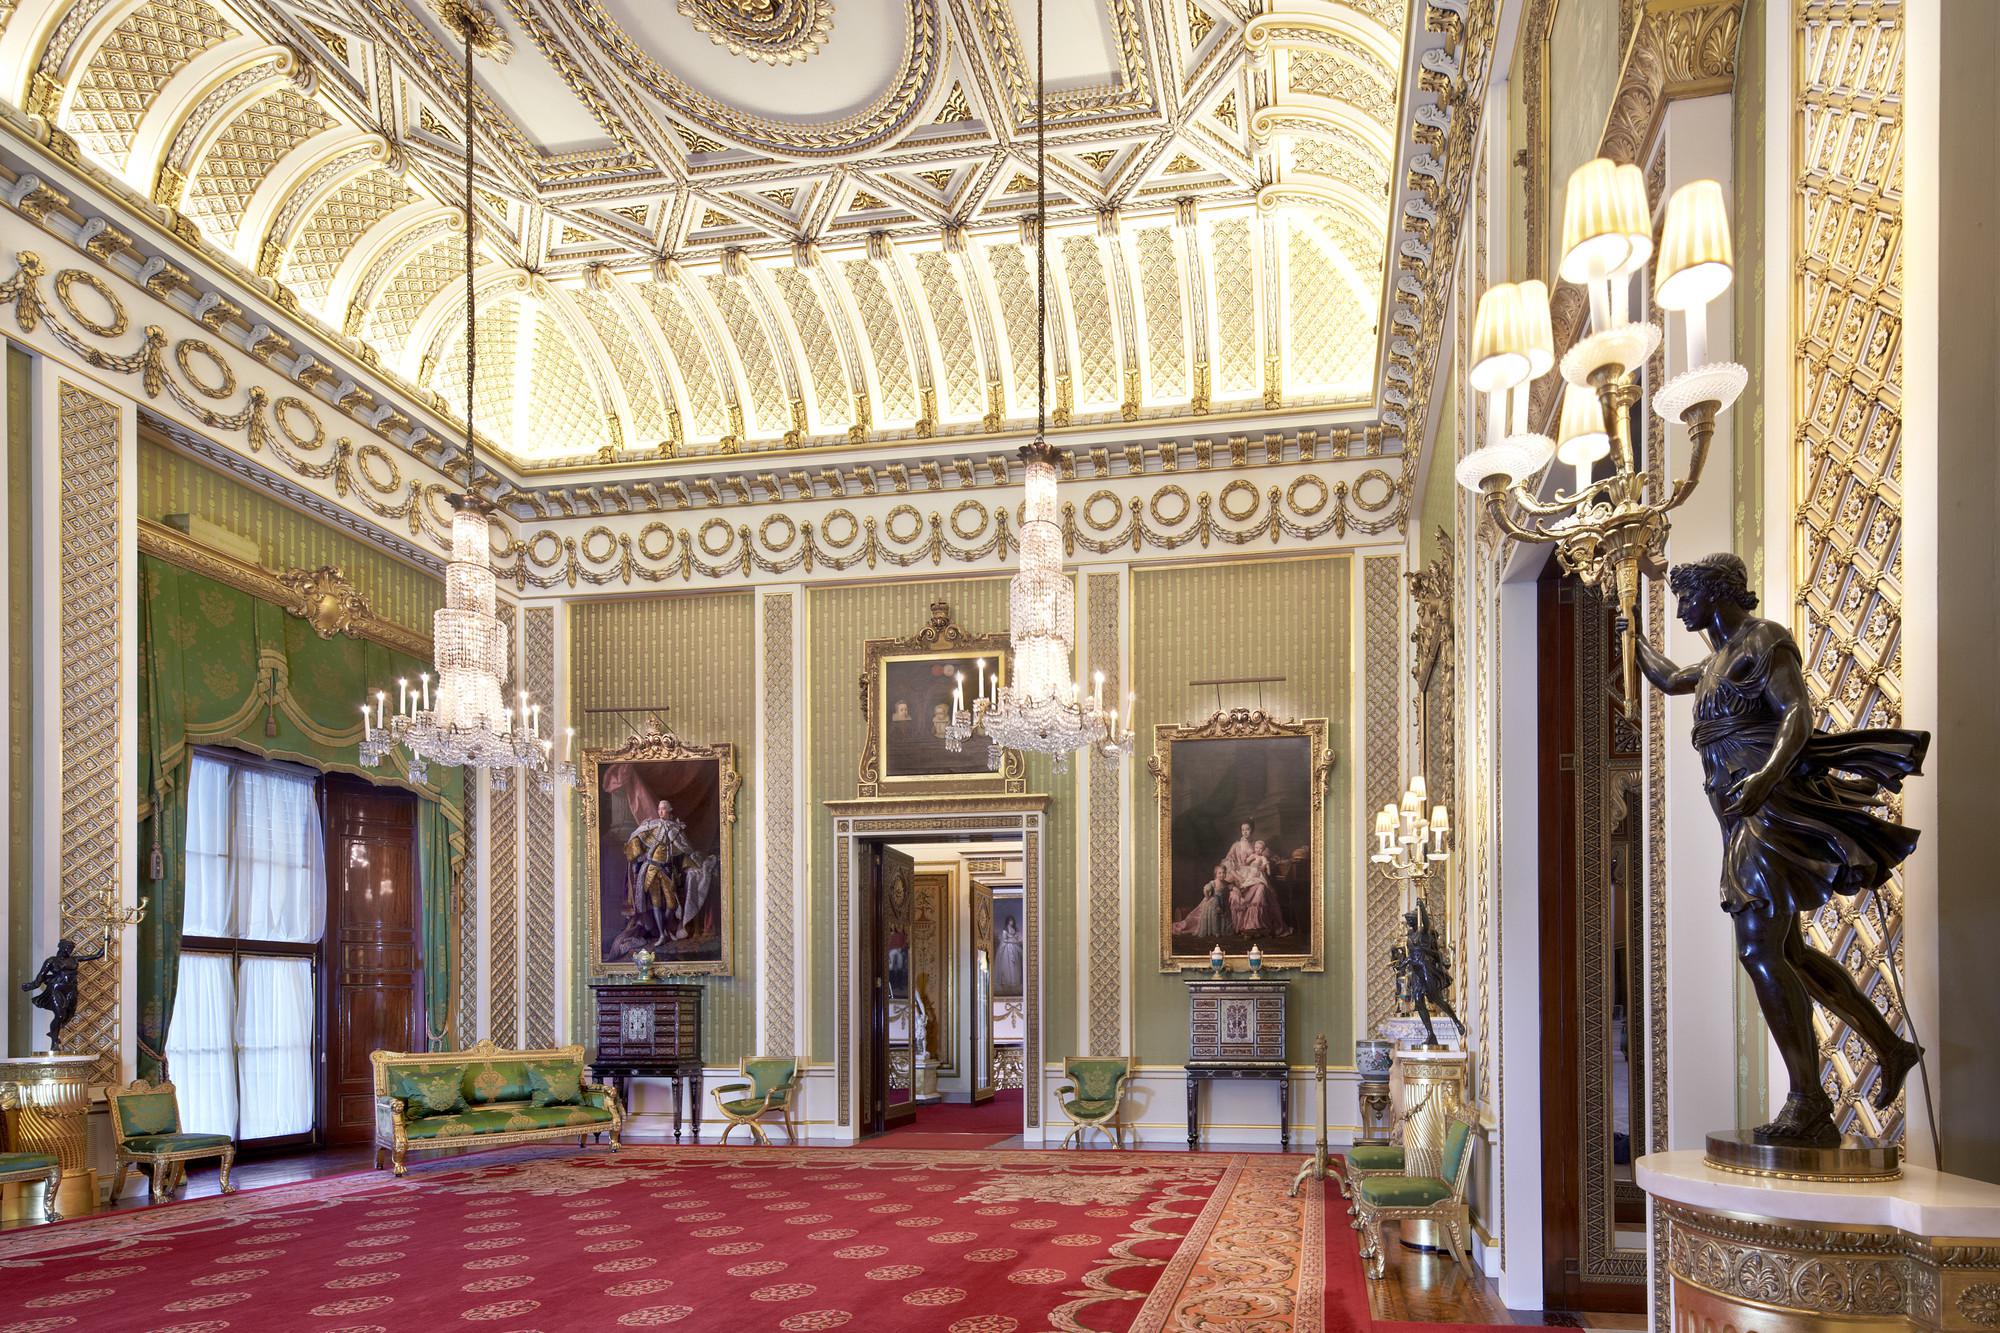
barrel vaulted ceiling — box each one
[0,0,1426,474]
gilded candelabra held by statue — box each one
[1391,899,1462,1051]
[20,885,146,1053]
[1622,553,1929,1157]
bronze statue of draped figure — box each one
[1623,553,1928,1147]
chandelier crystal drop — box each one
[359,0,573,794]
[943,0,1132,772]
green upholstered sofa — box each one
[370,1039,624,1176]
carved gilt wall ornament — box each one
[677,0,834,65]
[275,564,373,639]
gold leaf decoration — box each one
[1187,0,1214,44]
[849,190,886,211]
[305,20,350,62]
[1164,153,1204,175]
[935,82,972,123]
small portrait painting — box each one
[878,650,1007,782]
[991,897,1026,998]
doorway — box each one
[858,840,1025,1145]
[828,796,1050,1144]
[1536,557,1647,1312]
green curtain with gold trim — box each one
[136,555,465,1078]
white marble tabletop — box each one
[1637,1149,2000,1239]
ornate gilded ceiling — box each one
[0,0,1421,472]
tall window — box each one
[166,751,325,1145]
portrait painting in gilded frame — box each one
[858,601,1025,796]
[1149,709,1334,972]
[583,721,739,978]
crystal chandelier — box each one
[945,0,1131,772]
[360,0,572,794]
[1454,160,1746,709]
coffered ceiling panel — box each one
[5,0,1417,473]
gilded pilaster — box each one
[521,603,557,1048]
[1082,569,1126,1057]
[1362,553,1403,1029]
[757,588,800,1057]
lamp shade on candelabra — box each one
[1654,178,1735,311]
[1559,158,1654,284]
[1555,383,1610,467]
[1470,283,1531,393]
[1453,430,1555,492]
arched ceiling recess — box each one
[2,0,1414,473]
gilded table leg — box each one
[148,1157,167,1202]
[110,1161,128,1201]
[218,1149,235,1194]
[41,1167,61,1223]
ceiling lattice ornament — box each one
[2,0,1420,473]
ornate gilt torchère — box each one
[1454,160,1745,709]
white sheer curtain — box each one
[169,754,324,1141]
[233,767,325,943]
[165,953,236,1137]
[235,956,315,1139]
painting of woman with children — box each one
[1152,713,1331,972]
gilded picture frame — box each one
[1149,709,1334,973]
[583,721,740,978]
[857,600,1025,796]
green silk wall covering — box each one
[803,576,1079,1067]
[138,439,440,637]
[137,554,465,1075]
[568,591,758,1063]
[1132,555,1355,1066]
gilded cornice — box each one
[138,517,432,657]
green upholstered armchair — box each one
[104,1079,234,1204]
[0,1152,63,1222]
[1351,1111,1480,1280]
[710,1057,799,1146]
[1056,1056,1131,1149]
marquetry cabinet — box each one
[588,982,703,1140]
[1184,977,1289,1150]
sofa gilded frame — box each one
[370,1039,626,1177]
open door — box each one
[862,844,919,1135]
[968,878,994,1105]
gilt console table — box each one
[587,982,703,1141]
[1183,977,1289,1150]
[0,1054,99,1219]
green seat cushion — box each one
[114,1090,179,1138]
[404,1106,612,1141]
[1065,1059,1128,1103]
[123,1133,231,1155]
[1356,1175,1453,1208]
[720,1097,786,1119]
[462,1058,537,1106]
[1347,1144,1407,1171]
[528,1060,584,1108]
[387,1063,469,1118]
[0,1151,58,1173]
[1061,1097,1118,1120]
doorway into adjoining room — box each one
[831,796,1049,1147]
[858,840,1026,1147]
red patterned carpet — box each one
[0,1145,1327,1331]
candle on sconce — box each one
[420,673,431,712]
[976,658,987,700]
[376,690,386,728]
[563,726,574,763]
[530,703,540,738]
[360,704,372,741]
[1093,670,1105,710]
[398,678,409,714]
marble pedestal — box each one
[0,1054,100,1220]
[1638,1149,2000,1330]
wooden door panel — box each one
[323,775,423,1146]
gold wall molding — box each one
[1790,0,1908,1142]
[1084,570,1123,1056]
[54,379,122,1088]
[137,518,430,657]
[1362,552,1402,1026]
[521,604,558,1043]
[488,602,520,1044]
[759,590,798,1057]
